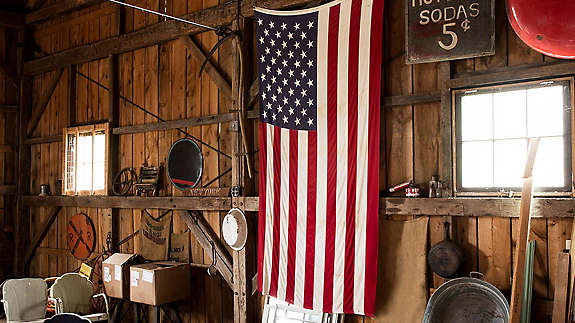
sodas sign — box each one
[406,0,495,64]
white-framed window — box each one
[63,123,109,195]
[454,78,573,195]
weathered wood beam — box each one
[24,134,61,145]
[27,69,64,137]
[0,185,17,195]
[178,210,234,289]
[383,92,441,107]
[25,0,105,24]
[0,145,14,153]
[180,35,232,100]
[112,112,235,135]
[23,195,231,210]
[0,60,18,88]
[439,62,452,196]
[24,111,242,144]
[23,0,311,76]
[239,196,575,218]
[449,61,575,89]
[0,11,25,29]
[24,206,62,269]
[0,104,18,113]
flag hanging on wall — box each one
[256,0,384,316]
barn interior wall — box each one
[0,0,569,322]
[0,27,18,283]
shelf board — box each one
[23,195,232,211]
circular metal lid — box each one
[167,138,203,190]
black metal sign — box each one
[406,0,495,64]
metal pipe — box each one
[106,0,218,32]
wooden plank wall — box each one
[0,27,17,282]
[16,0,575,322]
[26,1,235,322]
[344,0,571,322]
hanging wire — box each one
[106,0,218,32]
[73,69,232,160]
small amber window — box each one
[63,123,109,195]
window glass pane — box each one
[66,133,76,191]
[93,132,106,190]
[461,141,493,188]
[461,93,493,141]
[493,139,527,188]
[77,132,93,191]
[493,90,526,139]
[527,85,564,137]
[533,136,565,188]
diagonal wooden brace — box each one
[178,210,234,289]
[180,35,232,100]
[27,69,64,137]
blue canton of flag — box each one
[256,11,318,131]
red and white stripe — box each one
[257,0,383,316]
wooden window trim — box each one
[63,122,109,196]
[452,77,574,197]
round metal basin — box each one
[423,277,509,323]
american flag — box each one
[256,0,383,316]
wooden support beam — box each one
[112,113,235,135]
[383,92,441,107]
[0,60,18,88]
[240,196,575,218]
[0,185,16,195]
[23,0,311,76]
[0,145,14,153]
[439,62,453,196]
[25,0,105,24]
[0,104,18,113]
[24,206,62,269]
[0,11,25,29]
[24,134,61,145]
[177,211,234,289]
[15,29,32,276]
[180,35,232,100]
[24,111,241,144]
[26,69,64,137]
[552,252,570,323]
[450,61,575,89]
[510,139,540,323]
[23,195,232,210]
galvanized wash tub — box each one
[423,276,509,323]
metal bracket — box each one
[230,120,239,132]
[231,186,241,197]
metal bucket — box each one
[423,274,509,323]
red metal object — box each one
[67,213,96,260]
[507,0,575,59]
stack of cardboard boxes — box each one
[102,253,191,306]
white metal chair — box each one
[50,273,109,322]
[1,278,48,323]
[262,296,343,323]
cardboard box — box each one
[102,253,140,299]
[129,261,190,305]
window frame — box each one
[452,77,574,196]
[62,122,110,196]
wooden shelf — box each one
[22,195,575,218]
[23,195,232,211]
[238,196,575,218]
